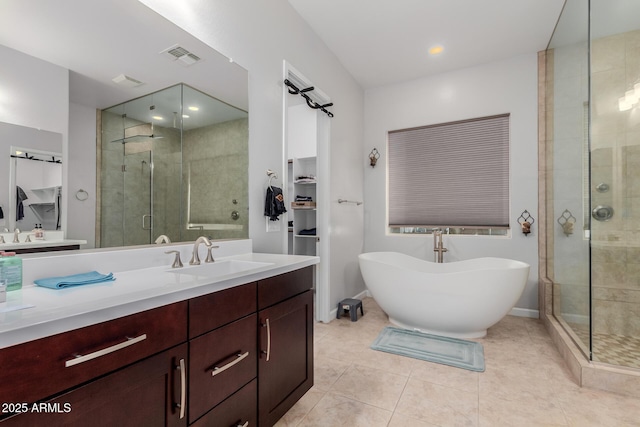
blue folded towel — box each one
[34,271,115,289]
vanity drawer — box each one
[189,282,256,338]
[188,313,257,423]
[191,379,257,427]
[0,301,188,405]
[258,266,313,309]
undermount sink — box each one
[167,260,273,277]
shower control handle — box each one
[592,205,614,221]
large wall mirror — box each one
[0,0,248,250]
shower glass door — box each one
[588,0,640,368]
[548,0,640,369]
[123,149,152,246]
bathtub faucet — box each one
[432,229,448,263]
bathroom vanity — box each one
[0,241,316,426]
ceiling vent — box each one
[112,74,144,87]
[160,44,202,67]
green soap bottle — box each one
[1,252,23,292]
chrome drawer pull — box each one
[262,318,271,362]
[177,358,186,419]
[237,422,249,427]
[65,334,147,367]
[211,351,249,377]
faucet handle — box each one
[25,234,32,243]
[0,235,4,244]
[205,245,219,263]
[165,250,184,268]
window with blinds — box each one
[388,114,510,234]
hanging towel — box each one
[264,186,287,221]
[16,186,28,221]
[0,205,4,219]
[34,271,115,290]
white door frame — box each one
[282,61,331,323]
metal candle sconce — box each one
[517,210,535,236]
[369,148,380,167]
[557,209,576,236]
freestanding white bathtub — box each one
[358,252,530,338]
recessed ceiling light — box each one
[152,116,164,121]
[428,45,444,56]
[188,106,199,111]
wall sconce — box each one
[517,210,535,236]
[369,148,380,167]
[557,209,576,236]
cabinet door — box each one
[258,291,313,427]
[189,314,257,424]
[1,344,188,427]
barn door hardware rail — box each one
[284,79,334,117]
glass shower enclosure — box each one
[99,83,249,247]
[546,0,640,369]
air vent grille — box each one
[160,44,202,67]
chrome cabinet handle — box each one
[211,351,249,377]
[177,358,186,419]
[262,319,271,362]
[236,422,249,427]
[65,334,147,367]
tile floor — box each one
[276,297,640,426]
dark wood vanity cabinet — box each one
[257,267,314,427]
[1,344,188,427]
[0,265,314,427]
[258,290,314,427]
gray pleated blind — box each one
[388,114,510,227]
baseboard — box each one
[509,307,540,318]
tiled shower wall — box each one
[181,117,249,242]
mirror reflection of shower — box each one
[99,83,249,248]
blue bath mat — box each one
[370,326,485,372]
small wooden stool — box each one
[336,298,364,321]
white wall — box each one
[140,0,366,306]
[68,102,97,248]
[364,54,540,311]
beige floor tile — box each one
[556,385,640,426]
[479,394,569,426]
[280,297,640,426]
[330,364,408,411]
[410,359,480,394]
[313,355,350,392]
[388,412,440,426]
[298,392,392,427]
[395,376,478,426]
[274,387,325,427]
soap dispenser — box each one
[0,252,23,292]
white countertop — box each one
[0,239,87,251]
[0,230,86,251]
[0,248,319,349]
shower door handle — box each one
[142,214,152,230]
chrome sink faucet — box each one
[13,228,20,244]
[189,236,219,265]
[432,228,448,263]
